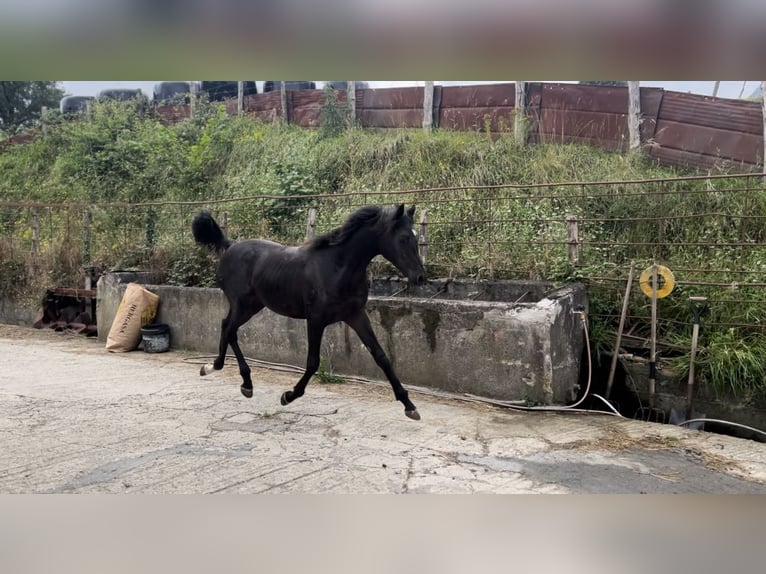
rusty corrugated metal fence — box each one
[3,82,764,172]
[154,82,766,173]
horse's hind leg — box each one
[202,301,262,399]
[280,321,325,407]
[229,326,257,398]
[345,311,420,420]
[200,309,233,375]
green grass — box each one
[315,358,345,385]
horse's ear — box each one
[394,204,405,219]
[407,205,416,219]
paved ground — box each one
[2,324,766,493]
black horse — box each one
[192,204,427,420]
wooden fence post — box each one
[423,81,434,133]
[628,81,641,150]
[31,209,40,255]
[418,210,428,265]
[189,81,197,118]
[762,81,766,177]
[306,207,317,240]
[237,81,244,115]
[280,81,289,124]
[347,81,356,127]
[82,208,92,264]
[514,81,526,146]
[566,215,580,265]
[219,211,228,237]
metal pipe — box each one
[606,263,634,399]
[685,296,708,417]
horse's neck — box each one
[333,228,380,273]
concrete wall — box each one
[0,298,37,326]
[97,273,587,405]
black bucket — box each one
[140,323,170,353]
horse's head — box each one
[379,204,427,286]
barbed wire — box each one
[0,171,762,210]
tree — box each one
[0,81,64,135]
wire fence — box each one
[3,172,766,331]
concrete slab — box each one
[2,325,766,493]
[96,274,587,405]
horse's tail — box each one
[192,211,232,254]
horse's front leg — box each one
[281,320,326,406]
[345,311,420,420]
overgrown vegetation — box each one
[0,81,64,135]
[1,98,766,403]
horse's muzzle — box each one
[410,273,426,286]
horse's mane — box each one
[308,205,390,249]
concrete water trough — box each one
[97,273,588,405]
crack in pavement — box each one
[207,459,319,493]
[49,443,256,493]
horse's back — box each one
[218,239,310,315]
[218,240,279,288]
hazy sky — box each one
[58,81,760,101]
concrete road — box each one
[2,325,766,493]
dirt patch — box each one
[556,424,743,476]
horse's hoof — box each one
[240,386,253,399]
[200,363,214,376]
[405,409,421,421]
[280,391,291,406]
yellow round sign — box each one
[639,265,675,298]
